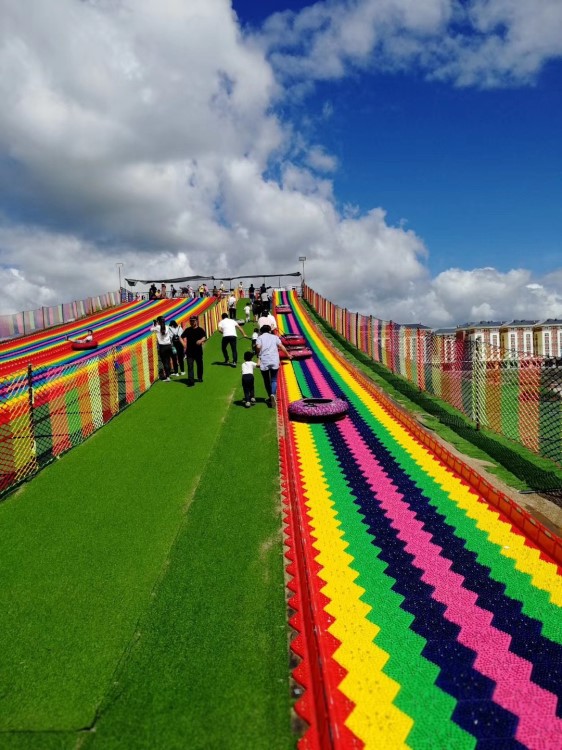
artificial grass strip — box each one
[0,331,292,749]
[82,359,292,750]
[0,347,234,730]
[0,734,79,750]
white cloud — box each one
[0,0,561,329]
[306,146,338,173]
[259,0,562,88]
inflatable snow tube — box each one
[70,340,99,351]
[283,347,312,360]
[275,305,292,314]
[288,397,349,423]
[281,334,306,347]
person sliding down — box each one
[68,329,94,344]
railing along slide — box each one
[275,289,562,750]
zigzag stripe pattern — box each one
[276,290,562,749]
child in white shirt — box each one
[251,327,259,355]
[244,303,251,323]
[241,351,258,407]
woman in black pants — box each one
[150,316,174,381]
[169,320,185,376]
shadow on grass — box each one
[306,305,562,498]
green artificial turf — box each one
[0,327,293,749]
[304,301,562,495]
[83,380,291,749]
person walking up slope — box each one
[181,315,207,386]
[255,324,292,407]
[241,351,257,407]
[218,313,246,367]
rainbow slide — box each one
[276,290,562,750]
[0,297,215,379]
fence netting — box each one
[304,285,562,468]
[0,300,228,498]
[0,337,158,497]
[0,291,121,340]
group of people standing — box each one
[150,315,207,386]
[247,283,271,321]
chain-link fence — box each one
[304,286,562,467]
[0,290,122,341]
[0,337,158,498]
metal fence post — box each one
[472,339,486,430]
[27,364,37,461]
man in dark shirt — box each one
[181,316,207,386]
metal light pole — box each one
[116,262,124,301]
[299,256,306,289]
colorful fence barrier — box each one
[0,290,124,341]
[0,296,227,498]
[277,289,562,749]
[303,286,562,471]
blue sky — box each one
[0,0,561,325]
[314,68,562,276]
[233,0,562,276]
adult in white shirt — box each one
[227,293,237,319]
[150,316,174,381]
[258,312,277,333]
[260,290,270,313]
[218,313,246,367]
[168,319,185,376]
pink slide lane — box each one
[336,416,562,749]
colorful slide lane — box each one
[0,297,213,379]
[276,291,562,749]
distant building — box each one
[533,319,562,358]
[432,327,458,362]
[455,321,504,360]
[404,318,562,365]
[500,320,538,358]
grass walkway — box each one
[0,326,293,749]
